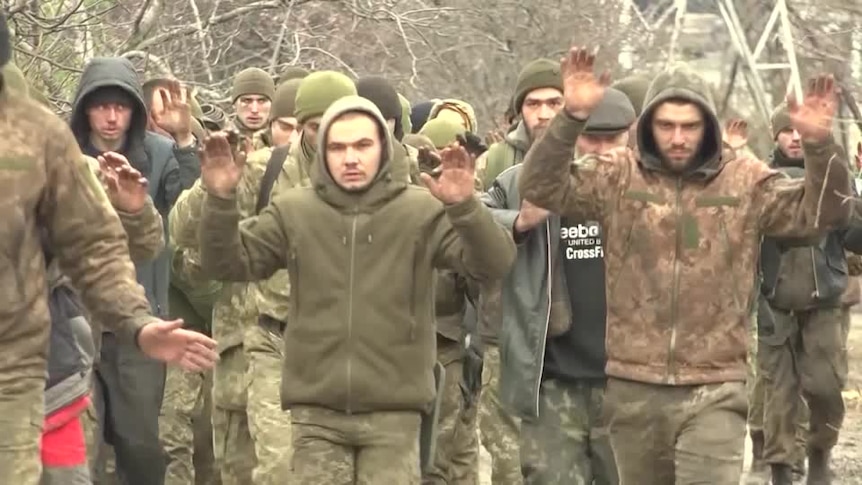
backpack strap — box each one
[256,145,291,215]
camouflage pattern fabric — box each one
[423,337,479,485]
[159,367,219,485]
[0,379,44,484]
[602,378,747,484]
[520,379,617,485]
[761,305,848,465]
[478,345,523,485]
[290,406,422,484]
[245,323,293,484]
[212,348,255,485]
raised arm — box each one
[197,133,289,282]
[756,75,852,237]
[517,47,624,221]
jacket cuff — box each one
[445,196,481,222]
[126,315,160,350]
[552,110,589,141]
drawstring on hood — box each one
[70,57,150,175]
[312,96,405,211]
[636,63,724,181]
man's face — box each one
[776,128,803,159]
[301,116,323,144]
[270,116,299,147]
[521,88,564,141]
[86,101,133,142]
[576,131,629,157]
[651,101,705,172]
[235,95,272,130]
[325,112,383,192]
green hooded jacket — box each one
[198,96,516,412]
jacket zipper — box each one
[535,221,553,417]
[666,179,683,385]
[810,247,821,299]
[346,213,358,414]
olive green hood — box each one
[636,63,724,180]
[313,95,406,210]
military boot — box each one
[751,430,767,473]
[770,464,793,485]
[807,447,832,484]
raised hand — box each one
[722,118,749,150]
[98,152,149,213]
[152,80,193,141]
[420,144,476,205]
[560,46,611,119]
[787,75,839,143]
[199,132,247,198]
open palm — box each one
[421,144,476,205]
[99,152,149,213]
[152,80,192,137]
[200,132,246,198]
[561,46,612,119]
[788,75,839,143]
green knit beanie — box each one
[271,78,302,120]
[770,103,792,140]
[1,63,28,96]
[294,71,357,125]
[231,67,275,103]
[612,74,652,117]
[419,118,465,150]
[512,59,562,115]
[277,66,310,85]
[398,94,412,136]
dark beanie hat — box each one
[584,88,637,135]
[278,66,310,85]
[612,74,652,117]
[356,76,401,121]
[0,12,10,69]
[231,67,275,103]
[770,104,792,140]
[271,78,301,120]
[410,100,437,133]
[512,59,562,115]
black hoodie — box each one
[70,57,199,317]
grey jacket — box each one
[70,57,199,317]
[480,164,570,419]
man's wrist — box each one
[174,131,196,148]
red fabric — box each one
[41,396,90,467]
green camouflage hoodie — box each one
[198,96,516,412]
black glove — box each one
[456,132,488,158]
[459,333,484,410]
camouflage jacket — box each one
[519,65,852,386]
[232,117,271,152]
[0,92,157,386]
[169,155,267,354]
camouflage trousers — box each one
[290,405,422,484]
[212,346,256,485]
[245,322,293,484]
[760,305,849,465]
[520,379,618,485]
[603,378,747,485]
[478,345,523,485]
[0,377,44,485]
[159,366,219,485]
[423,337,479,485]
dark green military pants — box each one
[521,378,618,485]
[761,305,848,465]
[603,378,747,485]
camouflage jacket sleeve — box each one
[518,111,625,221]
[431,196,516,283]
[116,197,165,261]
[199,193,289,282]
[169,180,207,251]
[754,137,852,237]
[42,121,157,345]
